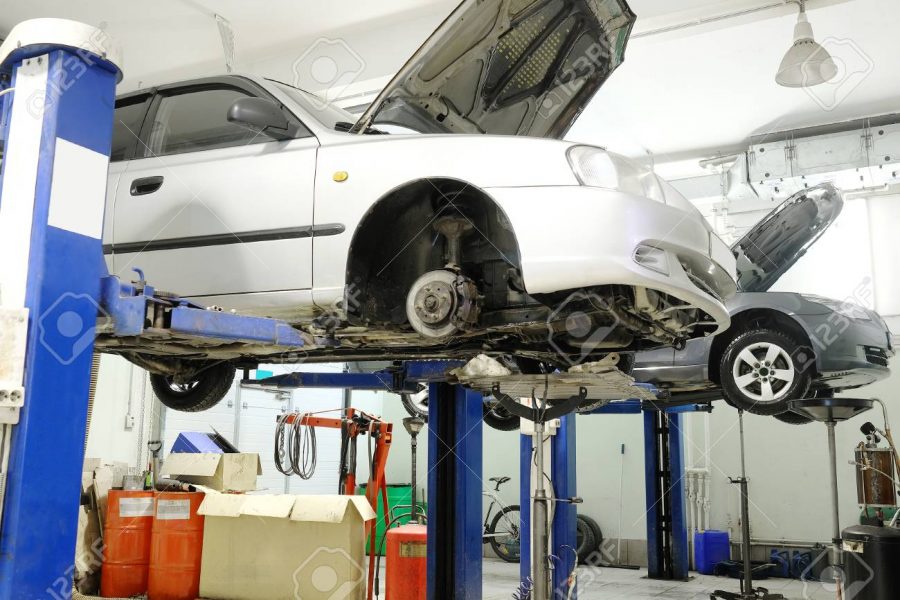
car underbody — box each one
[96,278,718,383]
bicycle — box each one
[482,476,522,562]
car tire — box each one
[719,329,812,416]
[150,362,235,412]
[483,399,520,431]
[576,515,598,564]
[581,514,604,547]
[773,410,815,425]
[400,388,429,420]
[578,514,604,560]
[774,388,832,425]
[402,390,520,431]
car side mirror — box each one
[227,97,295,140]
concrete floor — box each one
[478,559,838,599]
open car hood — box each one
[733,183,843,292]
[353,0,636,138]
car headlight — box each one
[801,294,872,321]
[567,145,665,203]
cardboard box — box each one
[161,453,261,492]
[198,494,376,600]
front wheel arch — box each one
[343,178,523,326]
[708,308,816,384]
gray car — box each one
[633,183,893,423]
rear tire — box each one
[150,362,235,412]
[773,410,815,425]
[402,388,522,431]
[400,388,429,420]
[774,388,831,425]
[483,399,520,431]
[719,329,812,416]
[488,505,522,563]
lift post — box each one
[0,20,121,599]
[644,409,690,581]
[426,382,483,600]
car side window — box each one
[145,87,271,157]
[110,95,150,162]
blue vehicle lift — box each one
[0,18,699,600]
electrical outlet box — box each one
[0,308,29,425]
[124,414,135,430]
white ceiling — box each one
[2,0,898,163]
[569,0,900,165]
[0,0,457,88]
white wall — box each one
[85,354,155,470]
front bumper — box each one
[793,312,893,389]
[486,185,737,334]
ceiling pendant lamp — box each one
[776,0,838,88]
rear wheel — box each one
[719,329,812,416]
[773,410,815,425]
[774,388,831,425]
[400,388,429,419]
[149,362,235,412]
[483,397,520,431]
[488,505,522,563]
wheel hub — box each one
[406,270,480,338]
[413,281,455,325]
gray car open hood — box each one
[353,0,636,138]
[733,183,844,292]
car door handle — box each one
[130,175,164,196]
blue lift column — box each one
[644,409,689,580]
[0,20,121,599]
[426,382,483,600]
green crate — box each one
[357,483,426,555]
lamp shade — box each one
[776,12,838,87]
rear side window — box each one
[145,87,268,156]
[110,96,150,162]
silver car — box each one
[97,0,739,413]
[633,183,893,422]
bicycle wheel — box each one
[488,505,522,563]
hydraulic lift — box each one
[0,18,696,600]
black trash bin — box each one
[841,525,900,600]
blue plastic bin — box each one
[695,530,730,575]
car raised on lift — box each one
[100,0,738,411]
[633,184,893,422]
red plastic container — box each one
[385,524,427,600]
[148,491,205,600]
[100,490,155,597]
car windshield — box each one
[268,80,355,131]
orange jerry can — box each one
[100,490,155,597]
[148,491,205,600]
[385,524,427,600]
